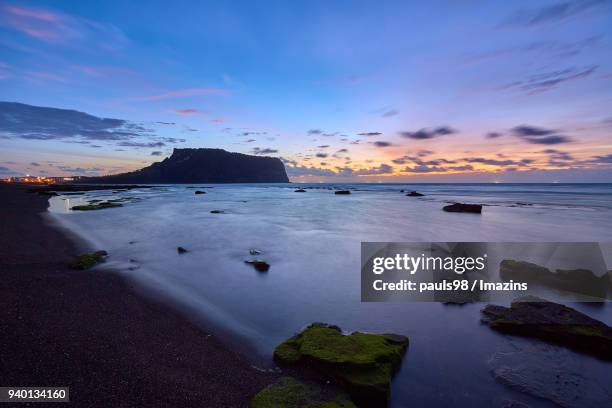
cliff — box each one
[86,148,289,183]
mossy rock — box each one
[252,377,356,408]
[482,297,612,361]
[274,323,408,405]
[72,250,108,270]
[71,202,123,211]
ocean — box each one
[47,183,612,407]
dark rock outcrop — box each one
[481,297,612,360]
[194,190,206,195]
[274,323,408,406]
[294,189,306,193]
[335,190,351,195]
[500,260,609,299]
[177,246,188,254]
[406,191,424,197]
[245,260,270,272]
[443,203,482,213]
[84,148,289,183]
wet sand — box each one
[0,184,277,407]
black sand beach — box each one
[0,184,277,407]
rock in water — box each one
[273,323,408,405]
[194,190,206,195]
[443,203,482,213]
[72,251,108,270]
[177,246,188,254]
[210,210,224,214]
[500,260,608,299]
[81,148,289,183]
[71,202,123,211]
[245,260,270,272]
[252,377,356,408]
[406,191,424,197]
[481,297,612,360]
[294,189,306,192]
[335,190,351,195]
[489,341,612,408]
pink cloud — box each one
[1,4,64,41]
[175,108,201,115]
[136,88,229,101]
[4,5,59,22]
[0,4,128,47]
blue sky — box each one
[0,0,611,181]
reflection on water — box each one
[47,183,612,407]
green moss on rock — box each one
[71,202,123,211]
[273,323,408,405]
[252,377,356,408]
[72,250,108,270]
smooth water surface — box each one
[48,183,612,407]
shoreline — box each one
[0,184,278,407]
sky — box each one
[0,0,611,182]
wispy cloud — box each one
[511,125,573,144]
[505,65,597,94]
[0,101,151,141]
[175,108,202,115]
[251,147,278,155]
[399,126,457,140]
[503,0,608,27]
[0,3,128,49]
[372,141,393,148]
[404,164,473,173]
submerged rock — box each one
[245,260,270,272]
[442,203,482,213]
[37,191,58,196]
[210,210,224,214]
[481,297,612,360]
[500,260,608,299]
[72,250,108,270]
[335,190,351,195]
[71,202,123,211]
[273,323,408,405]
[249,249,262,255]
[177,246,188,254]
[294,189,307,193]
[489,341,612,408]
[406,191,424,197]
[252,377,356,408]
[194,190,207,195]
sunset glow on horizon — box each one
[1,1,611,182]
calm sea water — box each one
[47,183,612,407]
